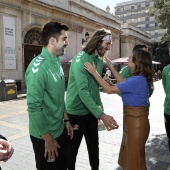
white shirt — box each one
[106,69,111,77]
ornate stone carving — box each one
[69,24,83,33]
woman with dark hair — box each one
[84,49,154,170]
[66,28,118,170]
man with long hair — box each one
[66,29,118,170]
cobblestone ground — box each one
[0,80,169,170]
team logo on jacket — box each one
[32,56,44,73]
[76,51,85,63]
[49,68,63,82]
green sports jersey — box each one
[162,65,170,115]
[66,51,103,118]
[25,47,65,139]
[119,66,131,79]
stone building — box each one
[0,0,150,90]
[115,0,166,42]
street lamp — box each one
[85,32,90,41]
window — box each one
[145,2,150,7]
[24,29,43,45]
[117,8,120,12]
[123,19,127,23]
[131,12,134,16]
[145,17,150,21]
[138,11,141,14]
[123,13,126,17]
[123,6,126,10]
[131,5,134,9]
[155,23,158,27]
[155,30,158,35]
[138,3,141,8]
[146,24,150,28]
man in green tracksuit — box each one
[119,44,154,113]
[66,29,118,170]
[25,22,73,170]
[162,61,170,151]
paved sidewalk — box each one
[0,80,169,170]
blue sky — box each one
[85,0,132,13]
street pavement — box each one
[0,80,169,170]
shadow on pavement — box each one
[114,134,169,170]
[146,134,169,170]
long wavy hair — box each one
[132,49,154,87]
[83,29,111,54]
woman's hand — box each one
[84,62,97,75]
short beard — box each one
[96,44,104,57]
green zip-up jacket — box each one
[25,47,65,139]
[162,65,170,115]
[66,51,103,118]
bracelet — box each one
[64,119,70,122]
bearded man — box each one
[66,29,118,170]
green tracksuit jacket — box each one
[25,47,65,139]
[162,65,170,115]
[66,51,103,118]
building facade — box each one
[121,23,151,57]
[115,0,167,42]
[0,0,151,90]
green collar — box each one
[41,47,60,63]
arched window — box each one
[24,29,42,45]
